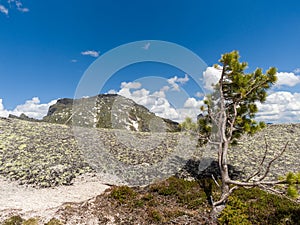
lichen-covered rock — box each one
[0,116,299,188]
[0,118,92,187]
[0,117,193,187]
[228,123,300,180]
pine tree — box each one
[198,51,286,215]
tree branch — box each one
[258,141,288,181]
[246,135,269,182]
[213,186,239,207]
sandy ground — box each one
[0,173,112,222]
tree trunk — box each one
[220,141,230,198]
[211,141,230,219]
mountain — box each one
[8,113,40,122]
[42,94,180,132]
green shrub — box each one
[287,185,299,199]
[148,208,163,222]
[149,176,205,208]
[284,172,300,198]
[218,195,251,225]
[223,187,300,224]
[44,218,63,225]
[2,216,23,225]
[109,186,137,204]
[22,218,39,225]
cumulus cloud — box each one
[120,82,141,89]
[294,68,300,74]
[203,67,300,89]
[112,80,203,122]
[107,89,117,94]
[256,91,300,123]
[0,97,57,119]
[152,86,169,98]
[113,81,180,120]
[195,92,204,98]
[275,72,300,87]
[0,5,8,15]
[81,50,100,58]
[167,74,189,91]
[202,67,222,91]
[110,70,295,124]
[117,82,142,99]
[184,97,203,108]
[175,98,204,121]
[112,67,299,123]
[0,99,8,117]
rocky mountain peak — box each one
[43,94,180,132]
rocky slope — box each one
[42,94,180,132]
[229,123,300,180]
[0,116,299,188]
[0,117,194,187]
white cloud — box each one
[173,98,204,121]
[203,66,222,91]
[184,97,203,108]
[202,67,300,89]
[113,80,203,122]
[275,72,300,87]
[0,97,57,119]
[132,88,150,98]
[195,92,204,98]
[114,81,180,121]
[15,0,29,13]
[176,108,200,122]
[118,82,142,100]
[177,74,189,83]
[120,82,141,89]
[257,91,300,123]
[142,42,151,50]
[167,74,189,91]
[81,50,100,58]
[17,7,29,12]
[107,89,117,94]
[3,0,29,14]
[152,86,169,98]
[0,5,8,15]
[110,69,300,123]
[294,68,300,74]
[0,99,9,117]
[71,59,78,63]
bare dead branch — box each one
[227,103,237,142]
[258,141,289,181]
[246,135,269,182]
[213,186,238,207]
[227,179,286,187]
[211,174,220,189]
[259,184,284,195]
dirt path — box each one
[0,174,110,222]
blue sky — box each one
[0,0,300,123]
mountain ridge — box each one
[42,94,180,132]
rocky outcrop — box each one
[43,94,180,132]
[8,113,40,122]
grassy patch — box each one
[109,185,137,204]
[220,187,300,225]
